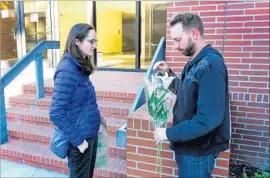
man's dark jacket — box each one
[166,45,231,156]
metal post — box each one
[35,54,45,99]
[0,87,8,144]
[135,1,141,69]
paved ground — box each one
[0,160,68,177]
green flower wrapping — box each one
[144,74,175,176]
[147,87,169,128]
[95,117,108,168]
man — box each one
[153,12,230,178]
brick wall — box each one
[0,2,17,60]
[165,1,270,169]
[126,1,269,177]
[127,106,230,177]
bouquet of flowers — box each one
[144,73,176,175]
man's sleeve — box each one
[49,70,85,147]
[166,63,226,142]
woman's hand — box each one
[77,140,89,153]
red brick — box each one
[191,5,217,11]
[238,118,264,125]
[160,151,173,159]
[126,129,136,137]
[175,1,199,6]
[246,8,270,15]
[212,168,229,176]
[161,159,177,168]
[133,119,141,129]
[127,160,136,168]
[243,135,269,142]
[225,3,255,10]
[127,168,158,177]
[137,162,157,172]
[162,166,173,175]
[218,16,253,22]
[255,2,270,8]
[253,40,270,46]
[137,131,153,139]
[251,52,270,57]
[240,145,266,152]
[200,11,224,17]
[232,149,258,157]
[249,88,269,94]
[246,125,269,131]
[236,129,263,136]
[138,147,157,157]
[217,41,251,46]
[242,58,270,63]
[240,82,267,88]
[216,159,230,168]
[167,7,191,13]
[239,155,266,163]
[227,10,245,16]
[127,153,156,164]
[253,28,270,33]
[244,34,270,39]
[255,15,270,21]
[200,1,225,5]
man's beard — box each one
[178,37,195,57]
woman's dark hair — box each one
[64,23,95,75]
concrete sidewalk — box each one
[0,160,68,177]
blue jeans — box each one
[67,137,98,178]
[175,152,218,178]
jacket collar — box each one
[64,52,82,68]
[187,44,211,71]
[180,45,223,80]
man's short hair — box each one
[170,12,204,36]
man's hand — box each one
[153,61,169,74]
[154,128,168,145]
[77,139,88,153]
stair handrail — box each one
[0,40,60,144]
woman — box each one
[49,23,101,178]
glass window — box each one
[23,1,48,53]
[0,1,18,64]
[96,1,136,69]
[141,1,167,69]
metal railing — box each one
[0,40,59,144]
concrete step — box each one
[0,139,126,177]
[6,107,126,137]
[22,83,136,104]
[8,94,132,120]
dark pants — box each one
[67,137,98,178]
[175,152,219,178]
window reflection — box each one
[96,1,136,68]
[141,1,167,69]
